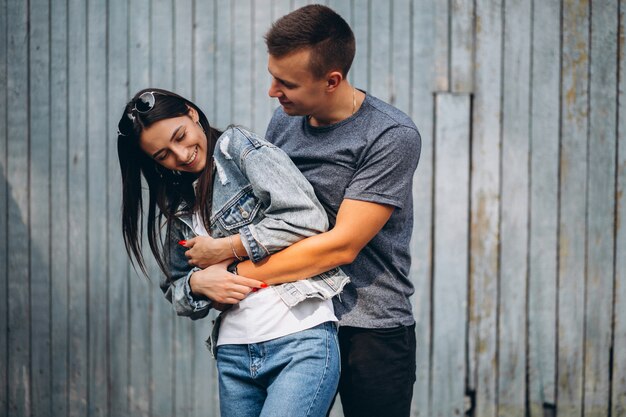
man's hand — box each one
[189,260,266,304]
[181,236,231,268]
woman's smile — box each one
[181,145,199,168]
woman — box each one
[117,88,349,417]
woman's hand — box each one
[189,260,266,304]
[181,236,231,268]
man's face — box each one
[267,49,328,117]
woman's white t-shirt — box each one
[192,212,337,346]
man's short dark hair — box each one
[265,4,356,79]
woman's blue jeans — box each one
[216,321,340,417]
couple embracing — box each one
[116,5,421,417]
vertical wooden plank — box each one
[434,0,449,91]
[50,0,70,415]
[29,0,52,416]
[175,0,193,99]
[174,1,194,415]
[233,0,253,128]
[151,1,175,416]
[528,0,560,414]
[128,1,152,416]
[6,0,31,415]
[107,0,130,414]
[584,1,618,416]
[432,93,470,417]
[558,0,589,415]
[68,0,89,415]
[409,0,436,416]
[86,0,109,415]
[499,1,531,415]
[469,0,501,416]
[252,0,274,136]
[215,0,233,129]
[292,0,312,11]
[450,0,474,92]
[0,0,7,411]
[613,2,626,414]
[351,0,369,91]
[390,0,411,113]
[327,0,351,26]
[193,0,216,122]
[369,1,391,102]
[192,2,221,416]
[614,1,626,413]
[272,0,292,25]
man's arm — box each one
[234,199,392,283]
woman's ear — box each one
[187,105,199,123]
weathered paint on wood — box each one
[128,1,152,416]
[528,0,560,414]
[370,1,391,102]
[410,1,436,415]
[87,1,109,416]
[434,0,449,91]
[498,1,531,415]
[559,1,590,415]
[7,1,30,416]
[0,0,8,413]
[2,1,625,416]
[50,0,70,415]
[215,0,233,130]
[107,0,130,415]
[351,0,369,91]
[450,0,473,93]
[585,1,618,416]
[67,0,89,414]
[234,0,253,129]
[29,0,52,416]
[391,0,411,113]
[469,1,501,416]
[252,0,274,136]
[614,2,626,415]
[432,93,470,417]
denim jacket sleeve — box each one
[161,217,213,320]
[233,132,329,262]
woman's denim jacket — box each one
[161,127,350,322]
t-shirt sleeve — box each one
[344,125,421,209]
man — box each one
[255,5,421,416]
[187,4,420,416]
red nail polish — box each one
[178,240,186,246]
[252,288,258,292]
[260,283,268,288]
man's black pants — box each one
[332,324,417,417]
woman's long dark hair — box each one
[117,88,221,277]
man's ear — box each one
[326,71,344,92]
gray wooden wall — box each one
[1,0,625,416]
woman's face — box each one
[139,107,208,174]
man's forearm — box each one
[236,227,354,284]
[236,199,394,283]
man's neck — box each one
[308,84,362,127]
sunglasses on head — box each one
[117,91,161,137]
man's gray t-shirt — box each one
[265,93,421,328]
